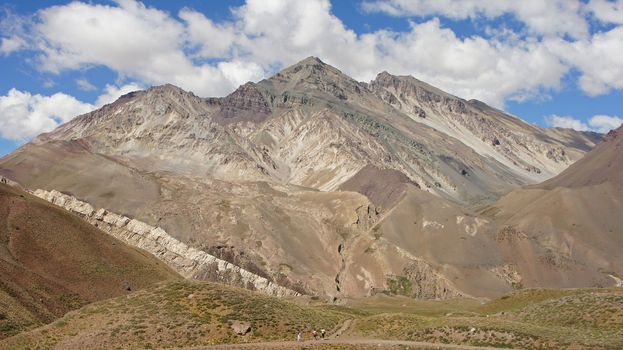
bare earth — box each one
[175,338,520,350]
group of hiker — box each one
[296,328,326,341]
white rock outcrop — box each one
[32,189,300,297]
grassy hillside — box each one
[3,280,622,349]
[1,280,353,349]
[351,288,623,349]
[0,183,180,339]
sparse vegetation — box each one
[352,287,623,350]
[1,280,352,349]
[386,276,413,296]
[4,280,622,349]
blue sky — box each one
[1,0,622,156]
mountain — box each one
[0,180,179,338]
[483,125,623,290]
[17,57,599,204]
[539,125,623,189]
[0,57,610,299]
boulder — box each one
[230,320,251,335]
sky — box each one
[0,0,622,156]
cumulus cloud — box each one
[361,0,589,38]
[0,83,144,141]
[0,0,622,108]
[179,8,236,58]
[0,89,93,141]
[546,26,623,96]
[30,0,265,96]
[545,115,591,131]
[221,0,567,107]
[587,0,623,24]
[94,83,144,107]
[0,36,26,55]
[545,114,622,133]
[0,0,572,107]
[363,19,566,107]
[589,115,623,133]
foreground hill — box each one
[0,57,609,299]
[2,280,621,349]
[0,181,180,338]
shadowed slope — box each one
[0,182,180,338]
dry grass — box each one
[0,252,623,349]
[2,278,622,350]
[350,288,623,350]
[1,280,352,349]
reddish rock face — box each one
[212,82,272,124]
[339,165,417,211]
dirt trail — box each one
[171,338,521,350]
[328,318,354,339]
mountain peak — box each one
[145,83,196,97]
[371,70,457,100]
[298,56,325,65]
[262,56,364,101]
[276,56,335,77]
[104,84,194,108]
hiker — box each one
[297,331,302,342]
[312,329,318,340]
[320,328,326,339]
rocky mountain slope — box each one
[483,124,623,290]
[342,126,623,298]
[0,57,611,299]
[0,180,179,339]
[24,57,599,205]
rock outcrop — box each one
[32,189,300,297]
[402,259,463,299]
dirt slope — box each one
[486,124,623,290]
[538,125,623,189]
[0,182,179,338]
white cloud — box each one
[76,78,96,91]
[546,26,623,96]
[30,0,264,97]
[0,36,26,55]
[0,0,568,107]
[222,1,568,107]
[0,82,144,141]
[587,0,623,24]
[179,8,235,58]
[94,83,144,107]
[361,0,589,38]
[545,115,590,131]
[588,115,623,133]
[545,114,622,133]
[0,0,622,107]
[363,19,567,107]
[0,89,94,141]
